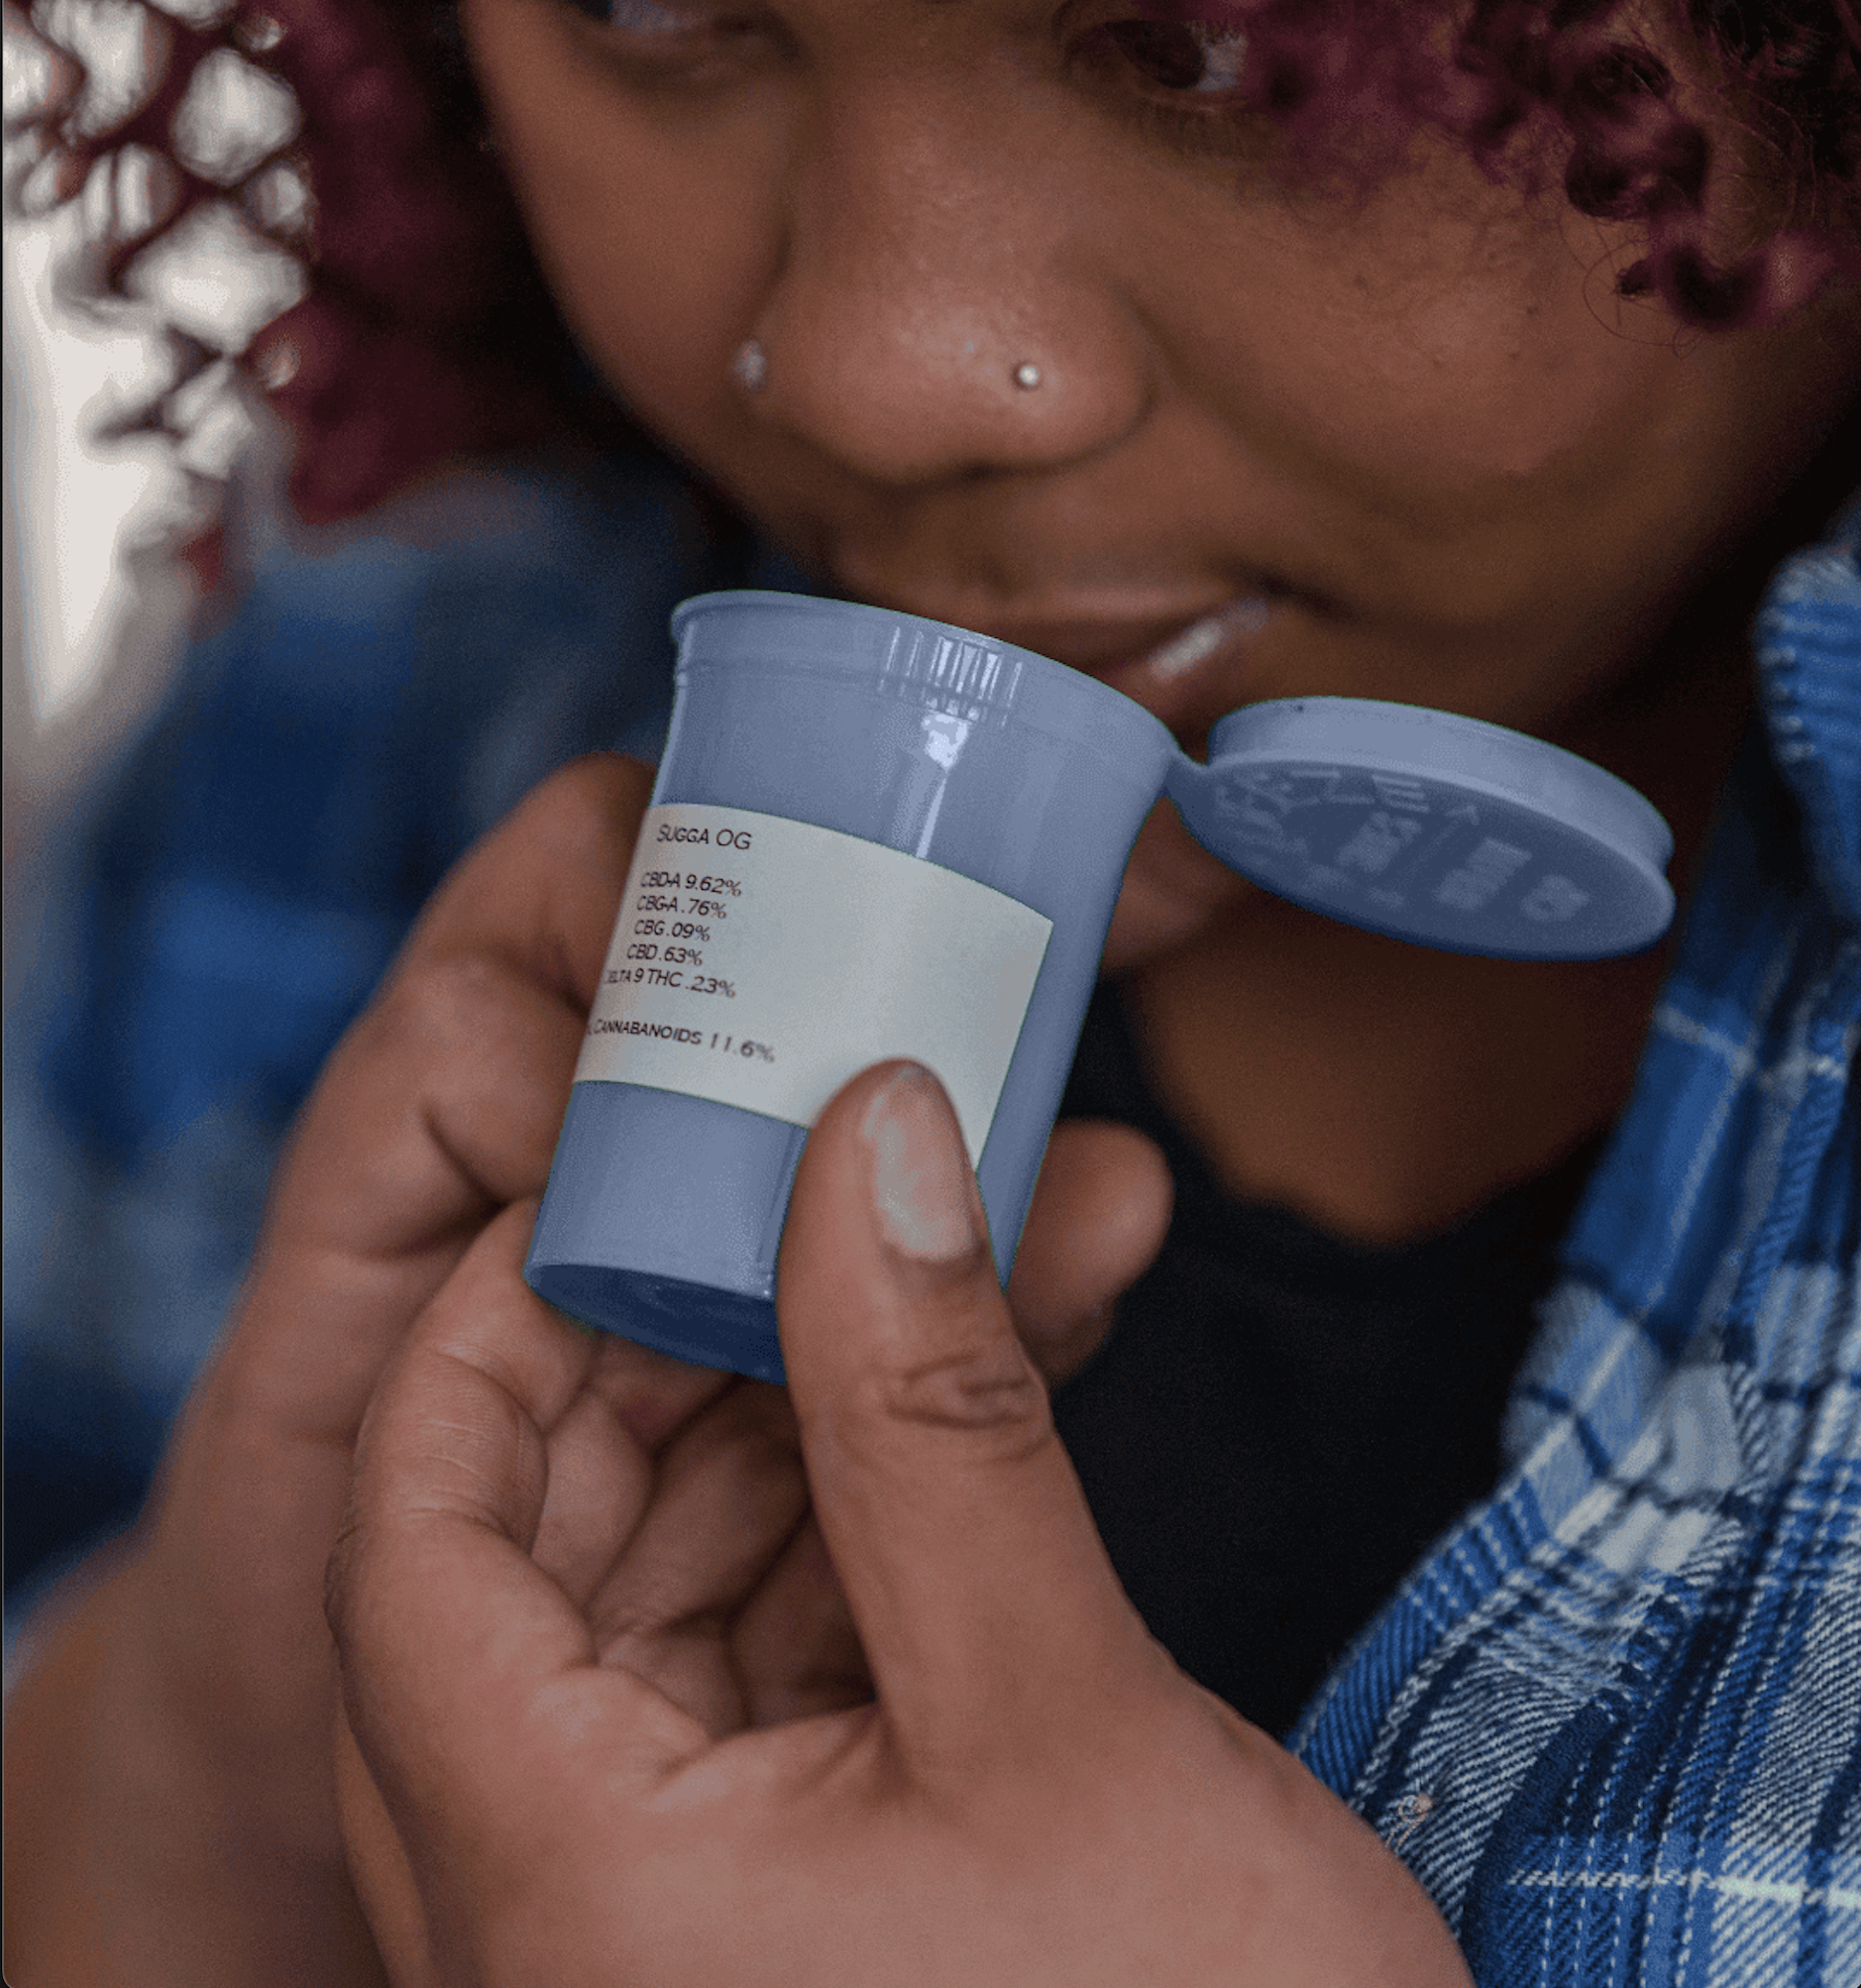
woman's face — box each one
[460,0,1857,761]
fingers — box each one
[1008,1120,1171,1387]
[393,749,654,1015]
[219,754,657,1448]
[775,1062,1154,1782]
[303,748,652,1249]
[730,1516,871,1726]
[327,1203,610,1666]
[333,1712,437,1988]
[581,1382,810,1735]
[326,1205,713,1842]
[328,1195,817,1859]
[526,1330,731,1611]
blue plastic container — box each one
[526,594,1176,1381]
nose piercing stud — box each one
[731,339,768,392]
[1013,363,1042,390]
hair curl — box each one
[1161,0,1861,317]
[7,0,1859,570]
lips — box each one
[1139,599,1274,681]
[830,589,1286,734]
[823,545,1333,734]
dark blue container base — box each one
[525,1260,785,1383]
[525,1080,805,1381]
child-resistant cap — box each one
[1167,696,1676,959]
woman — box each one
[5,0,1858,1980]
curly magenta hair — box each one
[9,0,1859,565]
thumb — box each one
[776,1062,1160,1779]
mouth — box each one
[827,582,1297,733]
[1135,600,1274,682]
[1011,597,1289,736]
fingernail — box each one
[861,1064,983,1264]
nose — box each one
[747,83,1153,487]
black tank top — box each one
[1051,980,1599,1739]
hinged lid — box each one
[1167,697,1675,959]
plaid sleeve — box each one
[1292,524,1861,1986]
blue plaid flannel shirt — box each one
[1292,511,1861,1983]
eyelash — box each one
[555,1,1256,151]
[561,0,699,30]
[1076,16,1256,155]
[556,0,773,76]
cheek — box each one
[1145,174,1753,644]
[538,186,761,442]
[466,4,780,440]
[1195,210,1674,511]
[1308,281,1679,501]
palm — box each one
[523,1352,863,1737]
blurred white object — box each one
[2,4,305,833]
[5,211,183,729]
[2,203,198,991]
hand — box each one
[326,1060,1472,1988]
[2,758,674,1987]
[2,756,1166,1988]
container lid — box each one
[1166,697,1675,959]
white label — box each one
[577,805,1053,1163]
